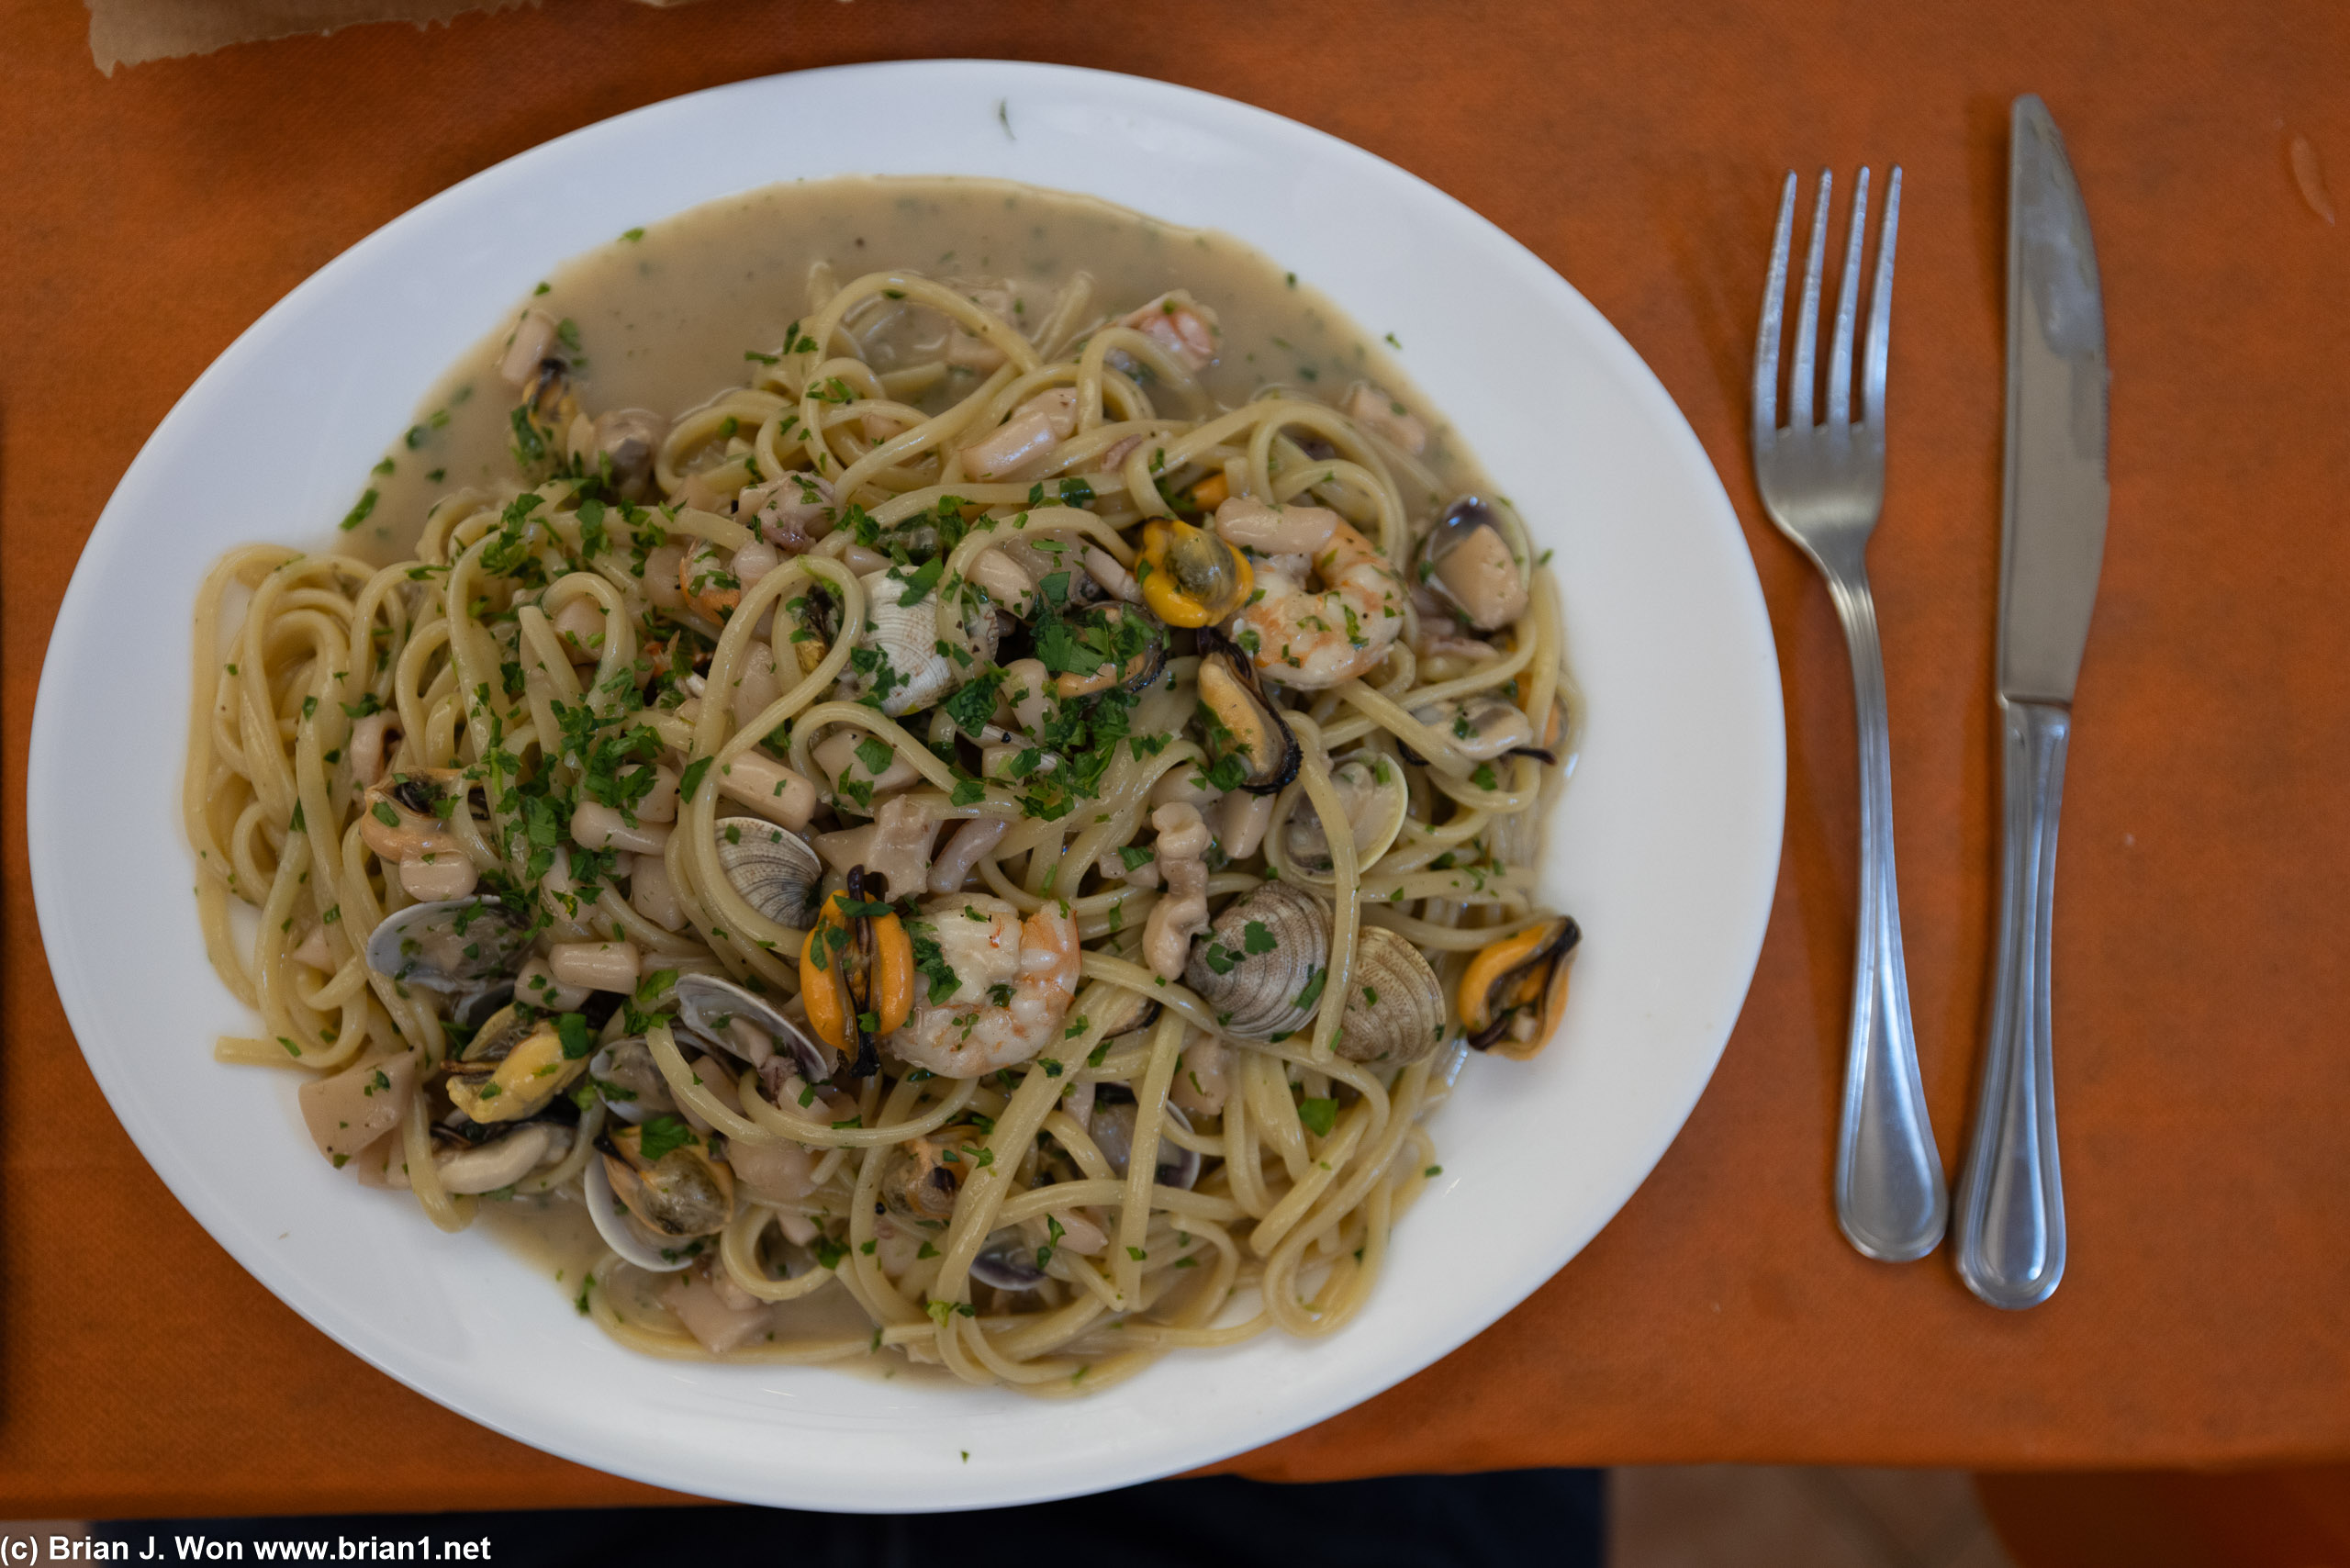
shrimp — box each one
[892,894,1080,1078]
[1221,497,1407,689]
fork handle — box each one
[1824,564,1948,1260]
[1954,698,2070,1308]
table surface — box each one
[6,0,2346,1521]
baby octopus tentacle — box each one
[1142,803,1213,980]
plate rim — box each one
[29,57,1785,1509]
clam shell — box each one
[584,1151,693,1271]
[1183,880,1330,1040]
[587,1036,677,1126]
[1286,752,1409,875]
[599,1126,734,1238]
[1334,925,1448,1066]
[713,817,823,929]
[845,569,1000,716]
[969,1229,1048,1292]
[673,971,833,1084]
[364,897,530,993]
[1087,1097,1201,1190]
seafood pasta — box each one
[185,179,1581,1391]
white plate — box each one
[30,62,1782,1510]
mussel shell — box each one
[1101,602,1169,693]
[1417,496,1529,633]
[673,971,834,1085]
[364,897,530,992]
[1193,627,1301,794]
[1182,880,1330,1040]
[713,818,824,929]
[1086,1098,1201,1191]
[1467,916,1580,1058]
[969,1229,1049,1293]
[1334,926,1448,1066]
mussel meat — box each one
[1459,916,1580,1058]
[1193,627,1302,794]
[1138,518,1253,628]
[444,1001,588,1124]
[798,865,913,1079]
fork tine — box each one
[1827,168,1870,428]
[1788,170,1831,429]
[1752,172,1797,450]
[1863,166,1902,432]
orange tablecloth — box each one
[6,0,2346,1520]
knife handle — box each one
[1825,566,1948,1262]
[1956,697,2070,1307]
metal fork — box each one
[1751,167,1947,1262]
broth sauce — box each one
[350,175,1477,561]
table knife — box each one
[1954,95,2109,1309]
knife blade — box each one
[1954,95,2109,1309]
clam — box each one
[588,409,667,500]
[584,1150,693,1271]
[999,533,1110,612]
[1182,880,1331,1040]
[358,768,484,863]
[1086,1093,1202,1190]
[1193,627,1301,794]
[842,568,999,716]
[1138,518,1253,629]
[596,1121,734,1238]
[1417,497,1529,632]
[1459,916,1580,1059]
[1404,696,1550,766]
[713,816,823,928]
[364,897,531,997]
[878,1129,983,1227]
[1333,926,1448,1066]
[673,971,833,1085]
[969,1230,1049,1293]
[586,1036,677,1126]
[433,1122,570,1196]
[444,1001,588,1124]
[1286,752,1409,874]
